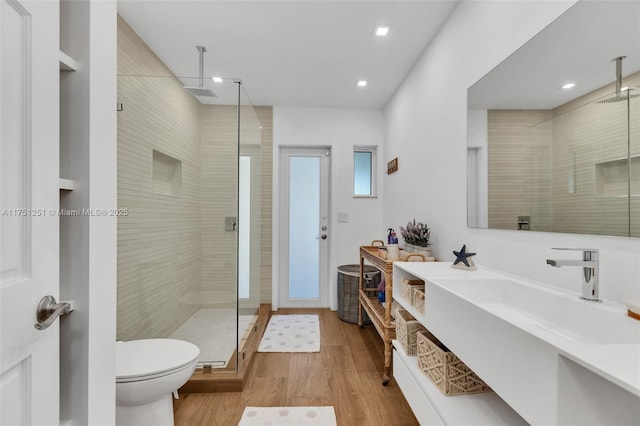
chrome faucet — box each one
[546,248,600,302]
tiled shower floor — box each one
[169,308,257,368]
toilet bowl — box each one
[116,339,200,426]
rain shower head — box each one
[596,92,639,104]
[183,86,216,97]
[184,45,216,98]
[596,56,638,104]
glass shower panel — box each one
[116,74,257,373]
[551,95,629,236]
[237,85,262,371]
[197,81,241,371]
[630,91,640,237]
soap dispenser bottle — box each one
[387,228,400,260]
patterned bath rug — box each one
[257,314,320,352]
[238,406,336,426]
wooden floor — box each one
[174,308,418,426]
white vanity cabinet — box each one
[392,262,640,426]
[392,263,526,425]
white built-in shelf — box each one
[394,293,422,320]
[393,340,527,425]
[59,178,75,191]
[59,51,79,72]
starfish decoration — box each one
[453,244,476,267]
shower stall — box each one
[116,18,266,374]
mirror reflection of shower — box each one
[466,0,640,238]
[596,57,639,104]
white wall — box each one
[384,0,640,303]
[273,107,385,310]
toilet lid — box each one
[116,339,200,381]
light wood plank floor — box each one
[174,308,419,425]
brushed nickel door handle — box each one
[34,296,73,330]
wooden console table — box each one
[358,243,425,385]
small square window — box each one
[354,147,376,196]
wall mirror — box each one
[467,0,639,237]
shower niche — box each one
[596,156,640,198]
[152,150,182,196]
[116,16,270,388]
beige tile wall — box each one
[117,16,273,340]
[199,105,273,307]
[117,17,202,340]
[255,107,273,304]
[487,110,552,231]
[553,73,640,236]
[488,72,640,236]
[551,72,640,236]
[199,105,240,308]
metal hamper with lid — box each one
[337,265,381,324]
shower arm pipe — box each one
[196,45,206,89]
[614,56,624,97]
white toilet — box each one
[116,339,200,426]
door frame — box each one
[275,146,332,309]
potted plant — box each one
[399,219,431,257]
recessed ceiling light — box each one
[357,80,368,87]
[212,76,223,83]
[562,82,575,89]
[375,25,390,37]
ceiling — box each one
[117,0,458,108]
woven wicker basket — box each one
[391,300,400,320]
[411,287,425,313]
[401,278,424,300]
[417,331,492,396]
[395,309,427,355]
[337,265,380,324]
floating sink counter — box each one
[393,262,640,425]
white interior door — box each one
[278,147,330,308]
[1,0,60,424]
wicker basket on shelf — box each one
[410,287,425,313]
[401,278,424,300]
[417,330,492,396]
[395,309,427,355]
[390,300,400,320]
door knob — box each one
[34,296,73,330]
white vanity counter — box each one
[393,262,640,425]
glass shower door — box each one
[116,74,262,373]
[236,86,262,371]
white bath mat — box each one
[257,314,320,352]
[239,406,336,425]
